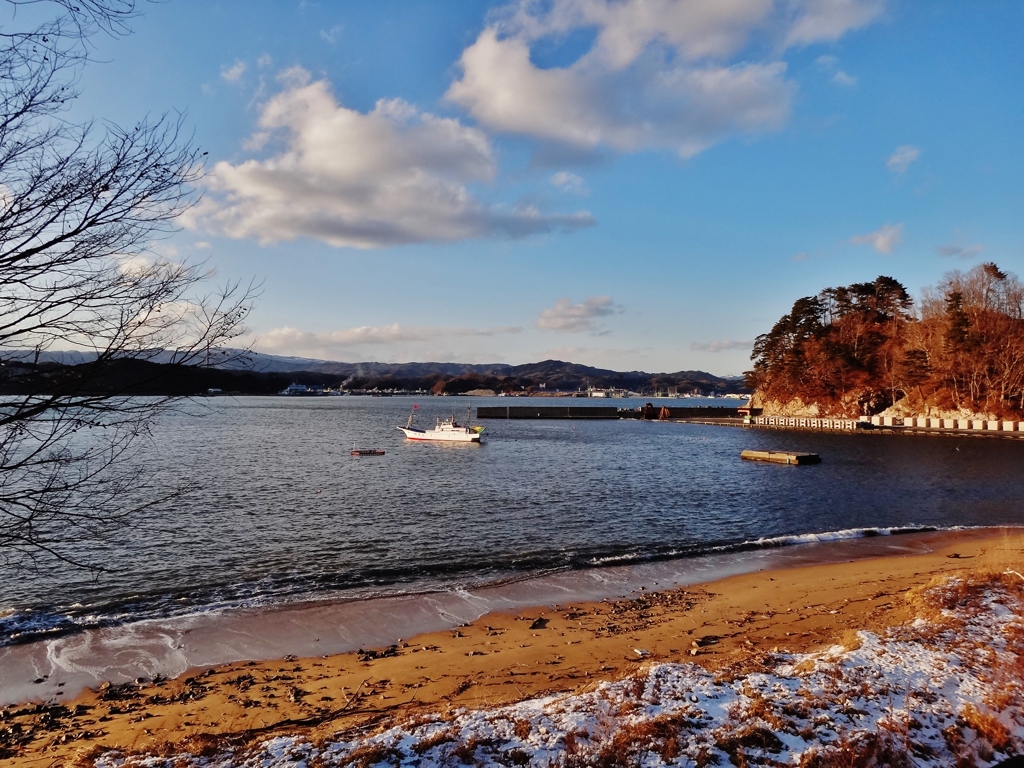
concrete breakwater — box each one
[476,405,620,419]
[476,405,741,420]
[474,405,1024,439]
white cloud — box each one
[220,60,247,83]
[116,243,185,278]
[321,25,343,44]
[550,171,588,194]
[257,54,273,69]
[851,223,903,254]
[115,253,154,276]
[255,324,522,358]
[537,295,619,333]
[937,242,983,259]
[446,0,885,159]
[886,145,920,174]
[690,339,753,352]
[831,70,857,86]
[448,28,792,159]
[815,55,856,86]
[499,0,775,64]
[784,0,886,47]
[277,65,313,88]
[188,70,594,249]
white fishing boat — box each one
[397,410,484,443]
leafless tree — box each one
[0,1,255,567]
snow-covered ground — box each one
[95,574,1024,767]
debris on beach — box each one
[88,573,1024,768]
[357,645,399,663]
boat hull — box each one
[397,426,481,443]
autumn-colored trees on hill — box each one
[746,263,1024,418]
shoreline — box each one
[2,527,1022,765]
[0,526,997,709]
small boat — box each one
[350,448,386,456]
[397,410,484,443]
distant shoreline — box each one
[0,355,749,399]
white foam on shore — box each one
[744,524,957,549]
[584,525,975,567]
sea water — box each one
[1,396,1022,703]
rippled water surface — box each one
[4,396,1024,643]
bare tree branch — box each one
[0,1,256,569]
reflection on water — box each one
[2,396,1024,644]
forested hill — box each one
[226,355,739,393]
[746,263,1024,419]
[326,359,740,395]
[0,356,745,397]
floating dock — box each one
[741,450,821,465]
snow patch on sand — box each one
[94,578,1024,767]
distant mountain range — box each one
[0,349,748,395]
[207,352,749,393]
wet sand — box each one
[0,526,973,709]
[2,527,1022,766]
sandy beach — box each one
[3,527,1022,766]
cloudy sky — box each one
[75,0,1022,374]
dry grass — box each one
[513,718,532,740]
[411,727,455,754]
[344,740,403,768]
[449,735,501,764]
[622,674,646,700]
[713,724,784,766]
[731,685,793,733]
[797,730,915,768]
[149,732,227,759]
[915,570,1024,617]
[65,745,111,768]
[960,703,1013,753]
[550,711,698,767]
[1004,621,1024,655]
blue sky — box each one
[71,0,1024,374]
